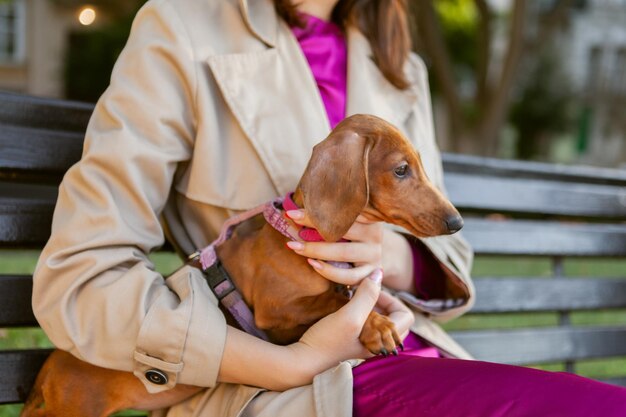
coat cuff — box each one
[389,231,474,321]
[133,265,227,393]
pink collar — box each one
[273,192,326,242]
[263,193,352,273]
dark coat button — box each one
[145,369,168,385]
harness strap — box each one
[193,255,269,341]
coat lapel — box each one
[208,4,418,195]
[206,23,330,195]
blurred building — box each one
[566,0,626,167]
[0,0,109,98]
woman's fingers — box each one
[306,259,377,286]
[342,221,382,242]
[287,240,381,264]
[285,208,385,286]
[286,210,381,242]
[338,269,384,327]
[295,269,384,363]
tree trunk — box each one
[475,0,527,156]
[415,0,465,151]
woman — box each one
[32,0,626,416]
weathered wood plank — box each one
[445,173,626,219]
[472,278,626,313]
[0,350,51,405]
[0,125,84,175]
[450,326,626,365]
[462,218,626,257]
[601,377,626,387]
[0,183,56,247]
[0,275,37,327]
[0,92,92,133]
[442,153,626,186]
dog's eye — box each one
[394,164,409,178]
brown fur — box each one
[21,114,462,417]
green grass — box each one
[1,251,625,415]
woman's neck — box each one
[295,0,339,21]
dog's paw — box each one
[359,311,403,356]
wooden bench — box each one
[1,91,626,408]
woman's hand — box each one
[220,269,384,391]
[285,209,416,293]
[285,210,384,284]
[289,268,414,383]
[288,269,384,375]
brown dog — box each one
[22,114,463,417]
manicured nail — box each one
[380,348,388,357]
[392,348,398,356]
[369,268,383,284]
[308,259,322,270]
[286,210,304,220]
[286,241,304,251]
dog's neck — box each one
[292,188,305,209]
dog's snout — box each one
[445,215,464,234]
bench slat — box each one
[463,218,626,256]
[3,184,626,256]
[0,92,92,133]
[472,278,626,313]
[442,153,626,186]
[0,349,51,405]
[0,275,37,327]
[450,326,626,365]
[602,377,626,387]
[8,274,626,328]
[445,173,626,219]
[0,182,57,247]
[0,125,84,178]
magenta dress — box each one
[292,14,626,416]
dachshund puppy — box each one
[22,114,463,417]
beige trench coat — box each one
[32,0,476,415]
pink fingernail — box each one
[286,210,304,220]
[308,259,322,269]
[286,241,304,251]
[369,269,383,284]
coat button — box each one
[145,369,168,385]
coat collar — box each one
[238,0,277,47]
[237,0,417,125]
[211,7,418,195]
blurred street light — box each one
[78,6,96,26]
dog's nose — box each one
[445,215,464,234]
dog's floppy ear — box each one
[297,130,371,242]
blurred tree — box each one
[509,47,574,160]
[412,0,574,157]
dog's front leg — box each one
[359,311,403,356]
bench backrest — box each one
[444,154,626,385]
[1,91,626,404]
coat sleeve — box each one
[32,0,226,393]
[395,53,476,324]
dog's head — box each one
[295,114,463,242]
